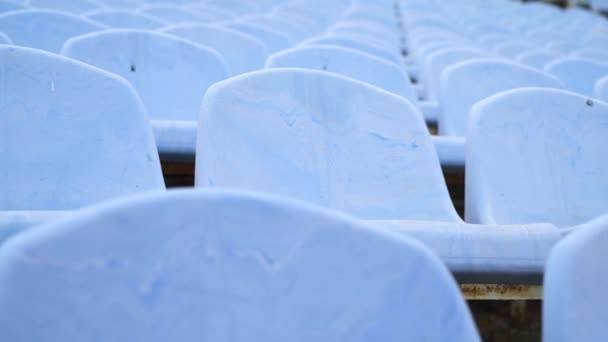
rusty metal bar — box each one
[461,284,543,300]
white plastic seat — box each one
[596,75,608,102]
[467,88,608,227]
[0,190,480,341]
[544,214,608,342]
[196,68,460,222]
[0,9,105,52]
[439,58,564,136]
[161,23,267,75]
[303,35,402,65]
[266,45,417,102]
[62,29,230,159]
[545,57,608,96]
[85,9,166,29]
[223,21,290,53]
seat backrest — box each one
[595,75,608,102]
[0,190,479,341]
[62,30,229,122]
[439,58,564,136]
[160,23,267,75]
[266,45,417,102]
[85,9,166,29]
[422,47,490,102]
[544,214,608,341]
[0,46,164,210]
[545,57,608,97]
[0,9,105,52]
[466,88,608,227]
[224,21,290,53]
[304,35,402,65]
[196,69,460,222]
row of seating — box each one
[0,188,606,340]
[0,0,607,339]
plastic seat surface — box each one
[27,0,101,14]
[86,9,166,29]
[422,47,490,102]
[595,75,608,101]
[516,50,557,70]
[545,57,608,96]
[0,31,10,44]
[467,88,608,227]
[161,24,267,75]
[0,46,164,210]
[0,9,105,53]
[0,0,21,12]
[544,214,608,342]
[0,190,480,342]
[303,35,402,65]
[62,30,229,158]
[439,58,564,136]
[196,69,460,222]
[139,5,203,23]
[224,21,290,53]
[266,45,417,102]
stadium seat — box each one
[0,9,105,53]
[544,214,608,342]
[196,68,461,222]
[303,35,402,65]
[223,21,291,53]
[494,40,535,59]
[467,88,608,227]
[0,190,480,341]
[545,57,608,97]
[421,47,490,102]
[596,75,608,102]
[439,58,564,136]
[161,24,267,75]
[27,0,101,14]
[62,30,230,160]
[85,9,166,29]
[572,48,608,64]
[0,46,165,239]
[266,45,417,102]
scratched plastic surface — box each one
[467,88,608,227]
[0,46,164,210]
[0,190,480,342]
[196,68,461,222]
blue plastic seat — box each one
[421,47,490,103]
[596,75,608,102]
[0,190,480,341]
[544,214,608,342]
[196,68,460,222]
[161,24,267,75]
[494,40,535,59]
[303,35,402,65]
[223,21,290,53]
[0,44,165,238]
[266,45,417,102]
[27,0,101,14]
[545,57,608,97]
[85,9,166,29]
[62,30,230,160]
[466,88,608,227]
[439,58,564,136]
[0,9,105,53]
